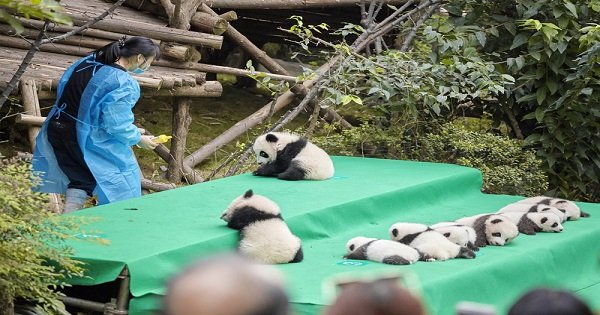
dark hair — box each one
[93,36,160,64]
[508,288,593,315]
[324,278,426,315]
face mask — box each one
[131,55,150,74]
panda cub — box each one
[252,132,334,180]
[516,196,590,220]
[498,203,567,223]
[499,212,563,235]
[389,223,475,261]
[220,189,303,264]
[455,214,519,247]
[344,237,421,265]
[429,222,479,251]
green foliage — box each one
[0,0,71,34]
[311,121,548,196]
[446,0,599,201]
[0,160,85,314]
[418,122,549,196]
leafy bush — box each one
[417,123,549,196]
[0,160,84,314]
[312,121,548,196]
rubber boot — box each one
[63,188,88,213]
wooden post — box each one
[19,78,41,150]
[167,98,192,182]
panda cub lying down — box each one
[252,132,334,180]
[220,189,303,264]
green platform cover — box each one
[65,156,600,315]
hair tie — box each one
[118,36,126,48]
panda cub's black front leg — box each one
[253,162,279,177]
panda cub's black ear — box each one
[392,228,398,237]
[244,189,254,198]
[265,133,278,142]
[349,244,355,251]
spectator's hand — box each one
[137,135,159,150]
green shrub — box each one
[417,122,549,196]
[312,121,548,196]
[0,160,85,314]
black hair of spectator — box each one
[94,36,160,65]
[508,287,593,315]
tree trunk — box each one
[190,12,229,35]
[167,98,192,182]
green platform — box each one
[66,156,600,315]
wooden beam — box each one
[18,78,41,150]
[200,0,408,9]
[68,15,223,49]
[147,81,223,97]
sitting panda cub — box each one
[389,222,475,261]
[220,189,303,264]
[344,237,421,265]
[252,132,334,180]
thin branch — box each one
[503,107,524,140]
[304,99,321,138]
[400,4,438,51]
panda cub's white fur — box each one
[389,223,475,261]
[499,212,563,235]
[344,237,420,265]
[220,189,303,264]
[455,214,519,247]
[498,203,567,223]
[252,132,334,180]
[429,222,479,251]
[516,196,590,220]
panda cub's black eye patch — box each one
[259,151,269,158]
[551,223,558,228]
[492,232,502,237]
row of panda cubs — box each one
[344,197,590,265]
[220,132,335,264]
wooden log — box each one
[219,11,238,22]
[16,114,45,126]
[190,11,228,35]
[68,15,223,49]
[201,0,408,9]
[200,4,289,77]
[152,60,297,83]
[167,98,192,182]
[0,34,92,57]
[19,18,125,41]
[147,81,223,97]
[19,78,41,150]
[160,42,194,62]
[0,24,111,49]
[141,178,176,191]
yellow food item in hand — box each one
[152,135,172,144]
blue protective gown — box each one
[32,55,143,205]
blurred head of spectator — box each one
[508,287,593,315]
[163,254,289,315]
[323,276,426,315]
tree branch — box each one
[400,4,438,52]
